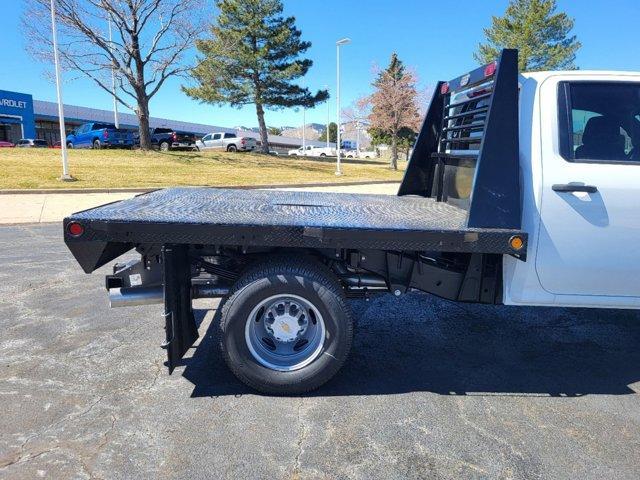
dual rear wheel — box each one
[219,258,354,394]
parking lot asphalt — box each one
[1,223,639,479]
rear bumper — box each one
[171,142,196,149]
[103,140,134,147]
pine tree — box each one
[184,0,327,153]
[367,54,421,170]
[318,123,337,144]
[475,0,580,71]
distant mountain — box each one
[233,126,261,133]
[280,123,326,140]
[339,120,372,149]
[234,123,330,139]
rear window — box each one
[154,128,173,134]
[93,123,114,130]
[224,133,236,139]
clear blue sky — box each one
[1,0,638,128]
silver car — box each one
[16,139,49,148]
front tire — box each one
[219,257,353,395]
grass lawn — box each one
[0,148,405,190]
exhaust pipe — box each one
[109,286,163,308]
[109,284,230,308]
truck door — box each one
[78,124,91,148]
[211,133,222,149]
[200,134,212,149]
[537,78,640,297]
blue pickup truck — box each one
[66,122,134,149]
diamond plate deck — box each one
[73,187,468,230]
[66,188,526,263]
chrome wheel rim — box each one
[245,294,326,371]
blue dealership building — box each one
[0,90,36,141]
[0,87,236,146]
[0,88,329,152]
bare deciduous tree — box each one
[341,97,370,150]
[24,0,203,149]
[366,54,421,170]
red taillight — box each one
[67,222,84,237]
[241,139,246,145]
[102,129,108,139]
[440,82,450,95]
[484,61,497,77]
[172,132,177,140]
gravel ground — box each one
[1,223,639,479]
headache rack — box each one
[399,49,521,230]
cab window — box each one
[224,133,236,139]
[558,82,640,163]
[202,134,211,141]
[212,134,222,140]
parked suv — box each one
[66,123,133,149]
[150,128,197,151]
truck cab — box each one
[504,72,640,308]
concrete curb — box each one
[0,180,399,195]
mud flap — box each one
[162,245,199,374]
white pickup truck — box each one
[288,145,336,157]
[195,132,257,152]
[410,50,640,310]
[63,49,640,395]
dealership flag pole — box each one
[335,38,351,176]
[50,0,74,181]
[108,16,119,128]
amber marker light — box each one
[509,235,524,251]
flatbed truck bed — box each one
[63,49,541,394]
[66,187,524,274]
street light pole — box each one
[50,0,73,181]
[335,38,351,176]
[108,16,119,128]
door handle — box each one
[552,184,598,193]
